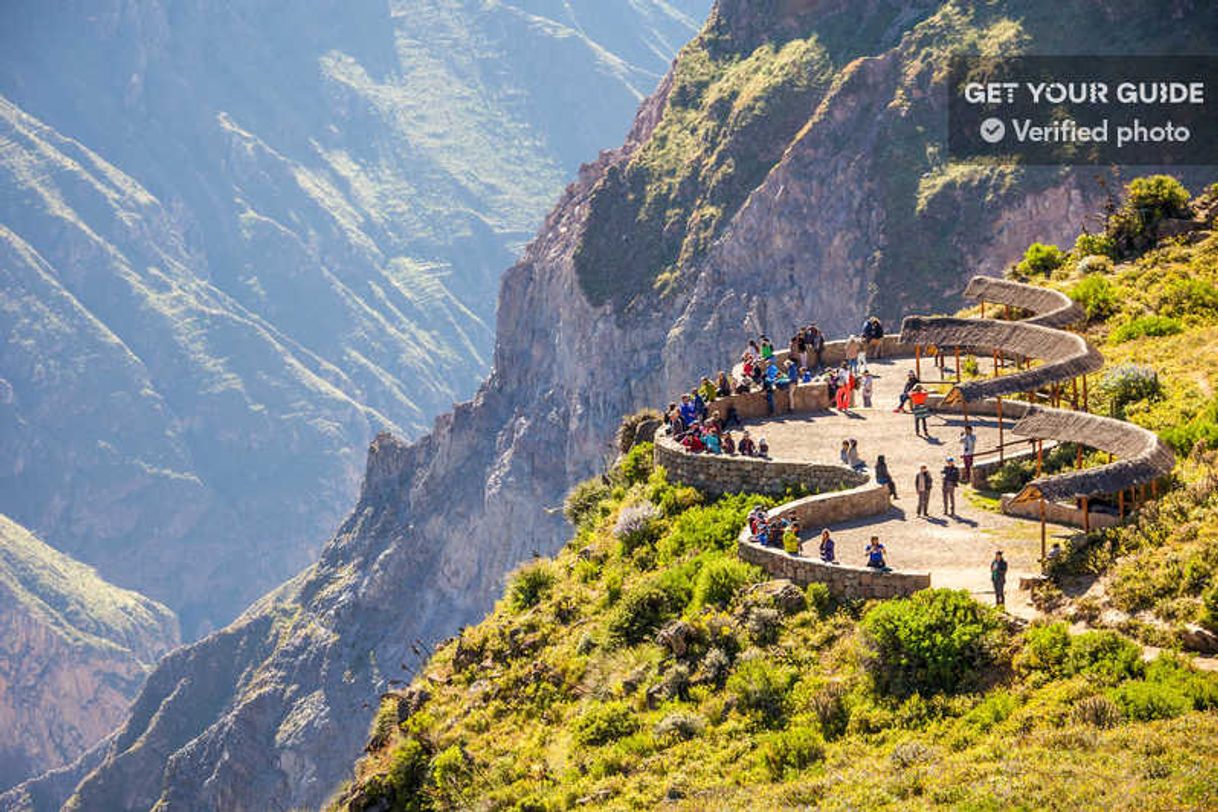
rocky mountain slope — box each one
[0,514,178,793]
[0,0,709,640]
[7,1,1217,810]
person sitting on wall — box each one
[721,432,736,455]
[800,366,813,384]
[699,376,718,405]
[703,430,722,454]
[757,437,770,458]
[738,431,757,457]
[782,521,801,555]
[847,438,865,471]
[681,428,705,453]
[760,334,775,360]
[808,324,825,369]
[678,393,699,427]
[716,370,732,397]
[748,505,767,536]
[865,535,890,571]
[818,528,837,563]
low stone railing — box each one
[737,484,930,599]
[653,434,864,497]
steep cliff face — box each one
[0,0,709,640]
[10,1,1217,810]
[0,515,178,793]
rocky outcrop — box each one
[11,2,1218,811]
[0,515,177,793]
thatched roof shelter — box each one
[963,276,1084,328]
[1008,407,1175,503]
[898,316,1105,404]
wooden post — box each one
[1036,439,1043,476]
[1040,497,1047,565]
[955,346,962,383]
[1152,480,1159,498]
[1072,377,1079,410]
[997,396,1004,462]
[1005,304,1012,320]
[981,299,986,318]
[1076,444,1083,470]
[915,344,922,379]
[1081,496,1090,532]
[1082,374,1088,413]
[1118,489,1125,520]
[993,349,1000,378]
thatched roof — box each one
[963,276,1084,328]
[1008,407,1175,503]
[898,316,1105,404]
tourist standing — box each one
[991,550,1008,607]
[941,457,960,515]
[960,425,977,482]
[861,370,874,408]
[915,464,933,517]
[874,455,897,498]
[911,385,931,437]
[819,529,836,563]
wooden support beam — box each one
[980,299,985,318]
[915,344,922,379]
[997,397,1004,462]
[1082,374,1089,413]
[1040,498,1047,566]
[955,345,962,383]
[1118,489,1125,520]
[993,349,1000,378]
[1072,377,1079,410]
[1036,439,1043,476]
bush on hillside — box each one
[1069,275,1118,321]
[727,657,797,727]
[572,701,639,746]
[1111,680,1191,721]
[757,726,825,779]
[1099,363,1161,417]
[508,560,556,611]
[617,409,663,454]
[1109,314,1183,343]
[606,580,684,646]
[565,477,611,529]
[861,589,1007,696]
[691,557,762,611]
[1074,231,1117,260]
[1157,277,1218,321]
[1014,242,1066,278]
[613,502,661,553]
[1109,175,1192,256]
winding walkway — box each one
[654,277,1175,613]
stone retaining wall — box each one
[1000,495,1120,529]
[703,381,829,422]
[736,484,928,600]
[739,540,931,599]
[653,434,864,497]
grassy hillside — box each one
[330,176,1218,810]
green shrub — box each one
[1145,655,1218,711]
[613,502,661,553]
[572,701,639,746]
[657,494,764,561]
[1160,397,1218,455]
[1203,583,1218,633]
[1066,630,1144,685]
[1074,231,1117,260]
[1109,314,1184,343]
[565,478,611,529]
[606,580,683,646]
[1069,275,1118,321]
[960,690,1018,732]
[1016,242,1066,278]
[727,658,797,727]
[654,711,706,742]
[1109,175,1191,256]
[861,589,1006,696]
[986,458,1036,493]
[1111,680,1191,721]
[508,560,556,611]
[1100,363,1161,417]
[1158,277,1218,320]
[691,557,761,611]
[1017,621,1073,679]
[365,737,431,811]
[615,442,655,485]
[1072,695,1124,728]
[757,726,825,779]
[429,744,472,806]
[805,582,833,618]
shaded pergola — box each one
[898,276,1174,563]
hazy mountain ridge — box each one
[0,514,178,792]
[0,0,711,639]
[6,1,1218,810]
